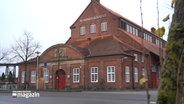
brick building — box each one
[18,0,166,90]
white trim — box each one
[101,22,107,32]
[134,67,138,82]
[107,66,115,82]
[125,66,130,83]
[31,70,36,83]
[90,24,96,34]
[21,71,25,83]
[91,67,98,83]
[73,68,80,83]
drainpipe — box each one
[131,56,135,89]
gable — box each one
[40,44,88,62]
[67,1,119,44]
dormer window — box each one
[101,22,107,32]
[80,26,85,35]
[90,24,96,34]
[134,53,138,61]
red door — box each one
[151,72,157,88]
[55,75,66,90]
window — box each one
[146,34,148,40]
[43,68,49,83]
[90,24,96,33]
[132,28,135,35]
[125,66,130,82]
[134,54,138,61]
[91,67,98,82]
[144,33,146,40]
[156,39,159,45]
[142,68,145,77]
[119,19,126,29]
[101,22,107,32]
[73,68,80,83]
[107,66,115,82]
[21,71,25,83]
[160,41,163,47]
[141,54,144,62]
[149,35,153,42]
[80,26,85,35]
[126,24,129,32]
[134,67,138,82]
[135,29,138,36]
[129,25,133,34]
[31,70,36,83]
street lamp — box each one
[35,51,40,90]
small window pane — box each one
[134,67,138,82]
[80,26,85,35]
[134,54,138,61]
[31,70,36,83]
[101,22,107,32]
[90,24,96,34]
[21,71,25,83]
[73,68,80,83]
[107,66,115,82]
[125,66,130,82]
[91,67,98,82]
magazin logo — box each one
[12,91,40,98]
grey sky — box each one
[0,0,173,74]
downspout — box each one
[131,56,135,89]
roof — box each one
[117,29,166,57]
[100,2,166,41]
[87,36,132,57]
[68,0,165,58]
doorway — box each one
[151,72,157,88]
[55,69,66,90]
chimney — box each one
[91,0,100,3]
[151,27,156,34]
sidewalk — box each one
[83,90,158,95]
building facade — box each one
[18,0,166,90]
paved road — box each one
[0,90,157,104]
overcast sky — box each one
[0,0,173,74]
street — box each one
[0,90,157,104]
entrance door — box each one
[55,69,66,90]
[151,72,157,88]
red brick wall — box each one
[68,2,119,44]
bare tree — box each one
[11,32,41,89]
[0,48,8,62]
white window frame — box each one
[156,39,159,45]
[90,24,96,34]
[107,66,115,82]
[43,68,49,83]
[144,33,146,40]
[129,25,133,34]
[142,68,145,77]
[132,27,135,35]
[73,68,80,83]
[141,54,144,63]
[101,22,107,32]
[31,70,36,83]
[149,35,152,42]
[146,34,148,40]
[80,26,85,35]
[134,53,138,61]
[126,24,130,32]
[135,29,138,36]
[125,66,130,83]
[21,71,25,83]
[134,67,138,82]
[91,67,98,82]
